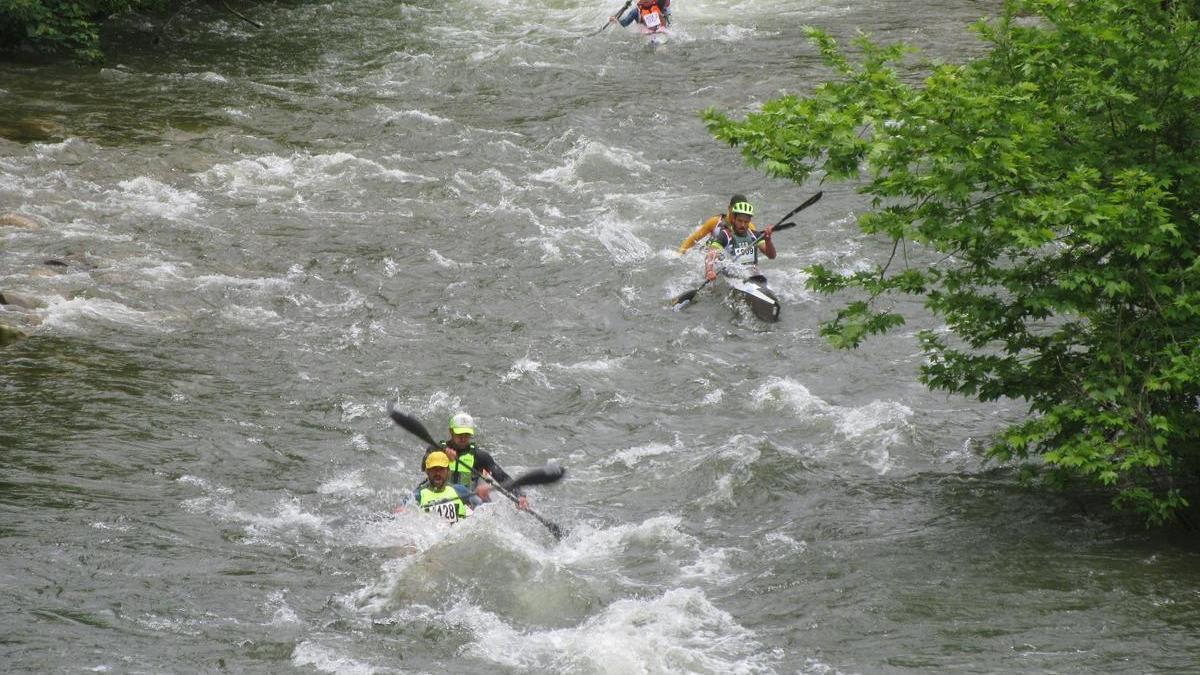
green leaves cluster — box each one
[0,0,167,62]
[706,0,1200,526]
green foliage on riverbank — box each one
[0,0,168,62]
[706,0,1200,526]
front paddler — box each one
[412,451,482,523]
[704,199,775,280]
[678,193,761,254]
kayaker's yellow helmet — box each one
[449,412,475,435]
[425,451,451,469]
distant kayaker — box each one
[424,412,530,510]
[610,0,671,31]
[678,194,762,254]
[411,451,482,523]
[705,199,776,281]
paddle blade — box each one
[387,406,438,448]
[670,289,698,309]
[502,462,566,491]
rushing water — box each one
[3,0,1199,672]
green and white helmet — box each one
[730,200,754,216]
[449,412,475,435]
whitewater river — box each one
[2,0,1198,672]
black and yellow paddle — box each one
[592,0,634,34]
[669,191,823,310]
[388,406,568,539]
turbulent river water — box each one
[3,0,1200,672]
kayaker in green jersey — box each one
[426,412,530,510]
[704,199,776,281]
[678,193,762,254]
[411,451,482,523]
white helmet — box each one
[449,412,475,435]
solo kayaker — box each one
[425,412,530,510]
[610,0,671,31]
[412,451,482,523]
[678,193,762,254]
[705,199,775,281]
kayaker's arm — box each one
[679,215,720,253]
[704,244,723,281]
[613,6,638,27]
[454,484,483,508]
[757,226,777,259]
[474,449,530,510]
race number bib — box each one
[643,11,661,30]
[431,501,459,523]
[733,242,755,259]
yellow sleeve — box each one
[678,216,721,253]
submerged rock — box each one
[0,322,26,347]
[0,291,46,309]
[0,213,41,229]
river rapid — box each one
[2,0,1199,672]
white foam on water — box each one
[32,137,95,159]
[291,641,375,675]
[553,514,687,566]
[593,213,653,264]
[134,261,190,283]
[500,357,548,386]
[113,176,204,221]
[392,108,450,124]
[595,441,675,469]
[192,272,291,291]
[458,587,778,674]
[200,151,432,198]
[416,392,466,420]
[177,474,233,495]
[219,304,283,327]
[339,400,372,422]
[529,139,653,189]
[678,545,738,585]
[38,296,167,332]
[317,470,369,497]
[452,166,522,195]
[763,530,808,554]
[753,377,828,417]
[184,71,229,83]
[713,24,761,42]
[263,590,301,626]
[132,613,204,636]
[752,377,914,473]
[551,357,621,372]
[429,248,464,268]
[182,487,328,547]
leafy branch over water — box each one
[705,0,1200,527]
[0,0,260,63]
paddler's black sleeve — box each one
[474,448,522,495]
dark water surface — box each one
[3,0,1199,672]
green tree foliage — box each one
[0,0,168,62]
[705,0,1200,526]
